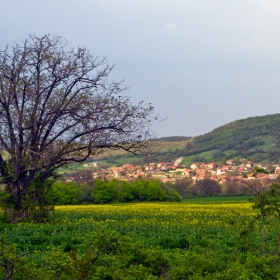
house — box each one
[246,161,254,168]
[145,165,155,171]
[195,168,207,177]
[136,171,145,178]
[182,169,194,176]
[157,162,171,168]
[217,175,227,181]
[192,175,205,182]
[238,167,248,173]
[247,173,255,180]
[190,163,200,170]
[231,176,244,181]
[207,162,218,170]
[219,178,227,184]
[275,166,280,174]
[157,162,172,171]
[226,159,235,165]
[200,163,207,169]
[123,164,140,172]
[92,169,109,179]
[210,170,217,175]
[123,164,134,169]
[216,168,229,175]
[268,174,277,180]
[161,165,171,171]
[216,168,227,175]
[104,174,115,180]
[111,167,124,178]
[210,175,219,181]
[83,162,97,167]
[255,174,268,180]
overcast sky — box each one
[1,0,280,137]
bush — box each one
[49,181,78,205]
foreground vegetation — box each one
[1,198,280,279]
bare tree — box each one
[0,34,156,222]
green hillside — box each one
[62,114,280,171]
[182,114,280,163]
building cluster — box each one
[78,157,280,184]
[190,160,279,184]
[92,162,175,182]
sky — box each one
[1,0,280,137]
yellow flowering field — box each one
[56,202,254,228]
[3,201,280,279]
[3,201,269,254]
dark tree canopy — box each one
[0,34,155,221]
[192,178,222,196]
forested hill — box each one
[183,114,280,161]
[85,114,280,166]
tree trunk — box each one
[5,181,30,223]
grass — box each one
[183,195,251,204]
[181,150,218,166]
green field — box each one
[1,198,280,279]
[183,195,251,204]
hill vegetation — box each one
[61,114,280,169]
[181,114,280,163]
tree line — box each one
[48,178,181,205]
[47,173,259,206]
[169,177,249,197]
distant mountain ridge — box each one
[157,136,191,142]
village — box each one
[79,157,280,184]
